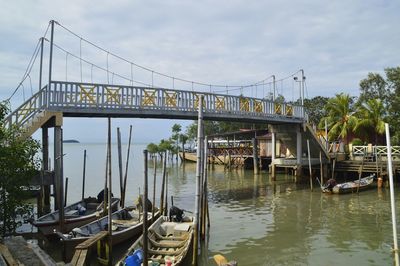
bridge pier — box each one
[40,127,51,215]
[54,124,65,230]
[270,130,277,180]
[296,125,303,179]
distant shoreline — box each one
[63,139,80,143]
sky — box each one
[1,0,400,143]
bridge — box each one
[3,20,321,217]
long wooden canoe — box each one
[31,197,120,236]
[116,215,194,266]
[322,174,375,194]
[57,207,160,262]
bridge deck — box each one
[5,81,305,132]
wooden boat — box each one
[117,215,194,266]
[322,174,375,194]
[31,197,120,236]
[57,207,160,262]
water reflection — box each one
[22,144,399,265]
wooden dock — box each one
[0,236,58,266]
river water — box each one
[27,143,399,265]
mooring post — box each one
[81,149,87,201]
[117,128,123,207]
[107,117,113,266]
[152,156,157,220]
[64,177,68,207]
[143,150,149,266]
[385,123,399,266]
[252,138,259,175]
[307,140,313,191]
[193,95,204,266]
[319,151,323,186]
[164,171,168,216]
[160,151,167,214]
[122,125,133,208]
[201,136,208,239]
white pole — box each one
[193,95,203,265]
[385,123,399,266]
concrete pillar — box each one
[296,126,302,178]
[41,127,51,214]
[54,126,64,230]
[271,132,276,180]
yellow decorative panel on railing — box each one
[286,105,293,116]
[254,100,263,113]
[194,94,205,108]
[142,89,156,106]
[105,87,121,104]
[164,91,177,107]
[240,98,249,111]
[216,96,225,110]
[79,86,96,104]
[275,103,282,115]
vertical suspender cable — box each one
[106,52,110,84]
[39,37,44,90]
[48,20,55,105]
[80,38,83,82]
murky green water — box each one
[25,143,399,265]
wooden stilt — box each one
[143,150,149,266]
[122,125,133,208]
[106,117,112,266]
[81,150,87,201]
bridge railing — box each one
[47,81,305,119]
[352,145,400,157]
[4,86,47,129]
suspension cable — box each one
[54,21,299,90]
[7,38,41,101]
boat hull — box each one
[323,174,375,194]
[59,208,160,262]
[117,215,194,266]
[32,198,120,236]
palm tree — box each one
[354,98,386,144]
[320,93,357,144]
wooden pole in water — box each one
[193,95,204,266]
[103,144,109,217]
[319,151,323,186]
[107,117,113,266]
[81,149,87,201]
[152,156,157,220]
[201,136,208,239]
[160,151,167,214]
[64,177,68,207]
[307,140,313,191]
[252,138,259,175]
[143,150,149,266]
[357,154,365,193]
[385,123,399,266]
[122,125,133,208]
[164,171,168,216]
[117,127,124,207]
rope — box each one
[7,38,41,101]
[48,39,151,87]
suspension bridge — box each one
[3,20,323,217]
